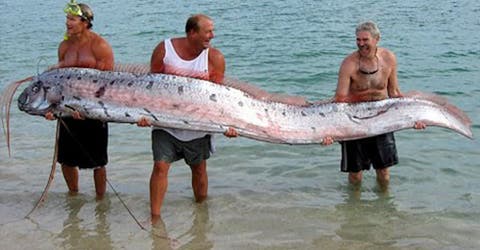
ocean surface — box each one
[1,0,479,249]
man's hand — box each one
[45,111,84,120]
[45,111,56,120]
[414,121,427,130]
[224,127,238,138]
[71,111,84,120]
[322,136,334,146]
[137,117,152,127]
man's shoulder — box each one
[152,38,173,56]
[91,32,112,49]
[208,47,224,62]
[209,47,224,56]
[378,47,395,57]
[58,39,69,50]
[170,37,183,42]
[341,52,357,66]
[378,47,396,64]
[170,37,187,47]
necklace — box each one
[358,49,379,75]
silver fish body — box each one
[17,68,473,144]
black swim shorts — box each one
[152,129,211,166]
[340,132,398,173]
[57,117,108,169]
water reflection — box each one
[57,194,113,250]
[334,184,399,247]
[150,216,177,250]
[178,203,213,250]
[150,203,213,250]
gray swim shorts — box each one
[151,129,211,166]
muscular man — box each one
[46,1,114,199]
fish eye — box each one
[31,82,42,93]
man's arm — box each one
[208,47,237,137]
[93,37,114,71]
[321,57,354,145]
[385,51,425,129]
[55,41,68,69]
[137,41,167,127]
[45,42,69,119]
[334,57,353,102]
[386,51,402,98]
[150,42,166,73]
[208,48,225,84]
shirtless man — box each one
[323,21,425,188]
[46,1,114,198]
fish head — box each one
[18,75,63,116]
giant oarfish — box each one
[12,67,473,144]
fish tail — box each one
[405,91,472,138]
[406,91,471,125]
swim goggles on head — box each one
[64,0,84,18]
[63,0,86,40]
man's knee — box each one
[93,166,106,176]
[153,161,170,177]
[376,168,390,181]
[189,161,207,175]
[348,171,363,185]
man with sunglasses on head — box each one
[137,14,237,218]
[322,21,426,189]
[45,1,114,199]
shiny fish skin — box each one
[17,68,473,144]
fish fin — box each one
[0,76,33,156]
[224,77,309,106]
[113,63,311,106]
[113,63,150,74]
[113,63,210,81]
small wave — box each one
[134,31,156,36]
[450,67,472,72]
[439,167,461,175]
[441,51,469,58]
[467,50,480,56]
[432,90,467,97]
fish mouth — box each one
[17,91,30,111]
[17,88,53,115]
[18,103,53,116]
